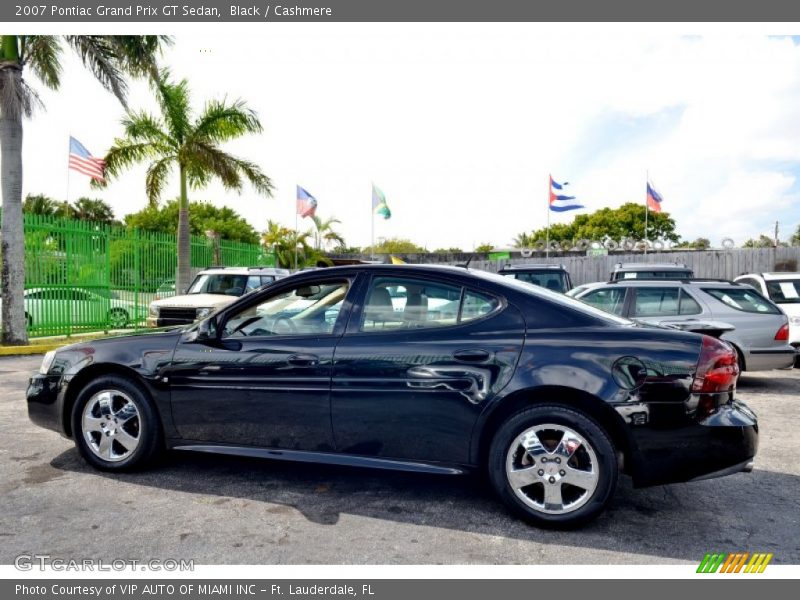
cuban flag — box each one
[646,182,663,213]
[296,185,318,218]
[549,175,583,212]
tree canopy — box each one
[124,199,260,245]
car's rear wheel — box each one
[488,404,618,528]
[108,308,129,329]
[71,375,162,471]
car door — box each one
[627,286,706,325]
[330,273,525,465]
[166,275,357,450]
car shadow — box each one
[50,447,800,563]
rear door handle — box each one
[452,349,492,363]
[287,353,320,366]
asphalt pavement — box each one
[1,354,798,565]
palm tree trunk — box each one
[0,44,29,345]
[176,164,191,294]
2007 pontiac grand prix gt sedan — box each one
[27,265,758,528]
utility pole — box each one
[774,221,779,247]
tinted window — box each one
[703,288,780,314]
[580,288,627,316]
[189,274,249,296]
[461,290,501,322]
[679,291,702,315]
[765,280,800,304]
[634,287,679,316]
[504,271,568,293]
[223,280,349,337]
[361,277,462,331]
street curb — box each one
[0,343,63,356]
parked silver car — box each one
[573,279,794,372]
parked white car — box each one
[735,272,800,362]
[147,267,290,328]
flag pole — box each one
[65,135,72,206]
[644,170,649,256]
[546,174,551,259]
[370,185,375,260]
[294,205,298,271]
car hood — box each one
[150,293,237,309]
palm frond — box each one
[0,63,42,118]
[152,70,192,143]
[191,98,263,144]
[102,140,170,182]
[19,36,62,90]
[121,110,175,148]
[107,36,172,80]
[184,142,273,196]
[145,156,174,206]
[64,36,127,106]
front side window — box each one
[223,280,350,337]
[703,288,780,314]
[580,287,627,316]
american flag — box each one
[296,185,318,218]
[68,136,106,182]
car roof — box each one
[577,279,742,289]
[198,267,290,275]
[742,272,800,281]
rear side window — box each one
[633,287,702,317]
[461,291,501,322]
[505,271,568,293]
[703,288,780,314]
[580,288,627,316]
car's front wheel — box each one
[108,308,130,329]
[71,375,162,471]
[488,404,618,528]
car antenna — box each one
[457,254,475,269]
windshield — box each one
[476,270,632,326]
[765,280,800,304]
[503,271,569,293]
[187,274,262,296]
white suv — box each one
[148,267,290,328]
[734,272,800,359]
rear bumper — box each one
[746,346,796,371]
[625,398,758,488]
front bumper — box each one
[147,316,195,328]
[27,374,69,437]
[625,398,758,488]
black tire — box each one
[488,404,618,529]
[71,374,162,471]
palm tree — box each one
[310,215,345,251]
[0,35,168,345]
[101,71,273,294]
[512,232,534,248]
[261,219,314,269]
[22,194,58,216]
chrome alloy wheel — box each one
[81,390,142,462]
[505,423,599,515]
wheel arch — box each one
[473,386,635,473]
[62,363,160,438]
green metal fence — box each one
[4,213,274,338]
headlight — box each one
[149,304,160,318]
[39,350,56,375]
[196,307,213,319]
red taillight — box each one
[692,335,739,393]
[775,323,789,341]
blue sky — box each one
[18,27,800,249]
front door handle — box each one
[452,349,492,363]
[287,353,320,366]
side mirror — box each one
[182,317,218,343]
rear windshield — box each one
[503,271,569,293]
[702,288,780,314]
[765,280,800,304]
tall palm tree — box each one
[310,215,345,251]
[101,71,273,294]
[261,219,313,269]
[0,35,168,345]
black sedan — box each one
[27,265,757,527]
